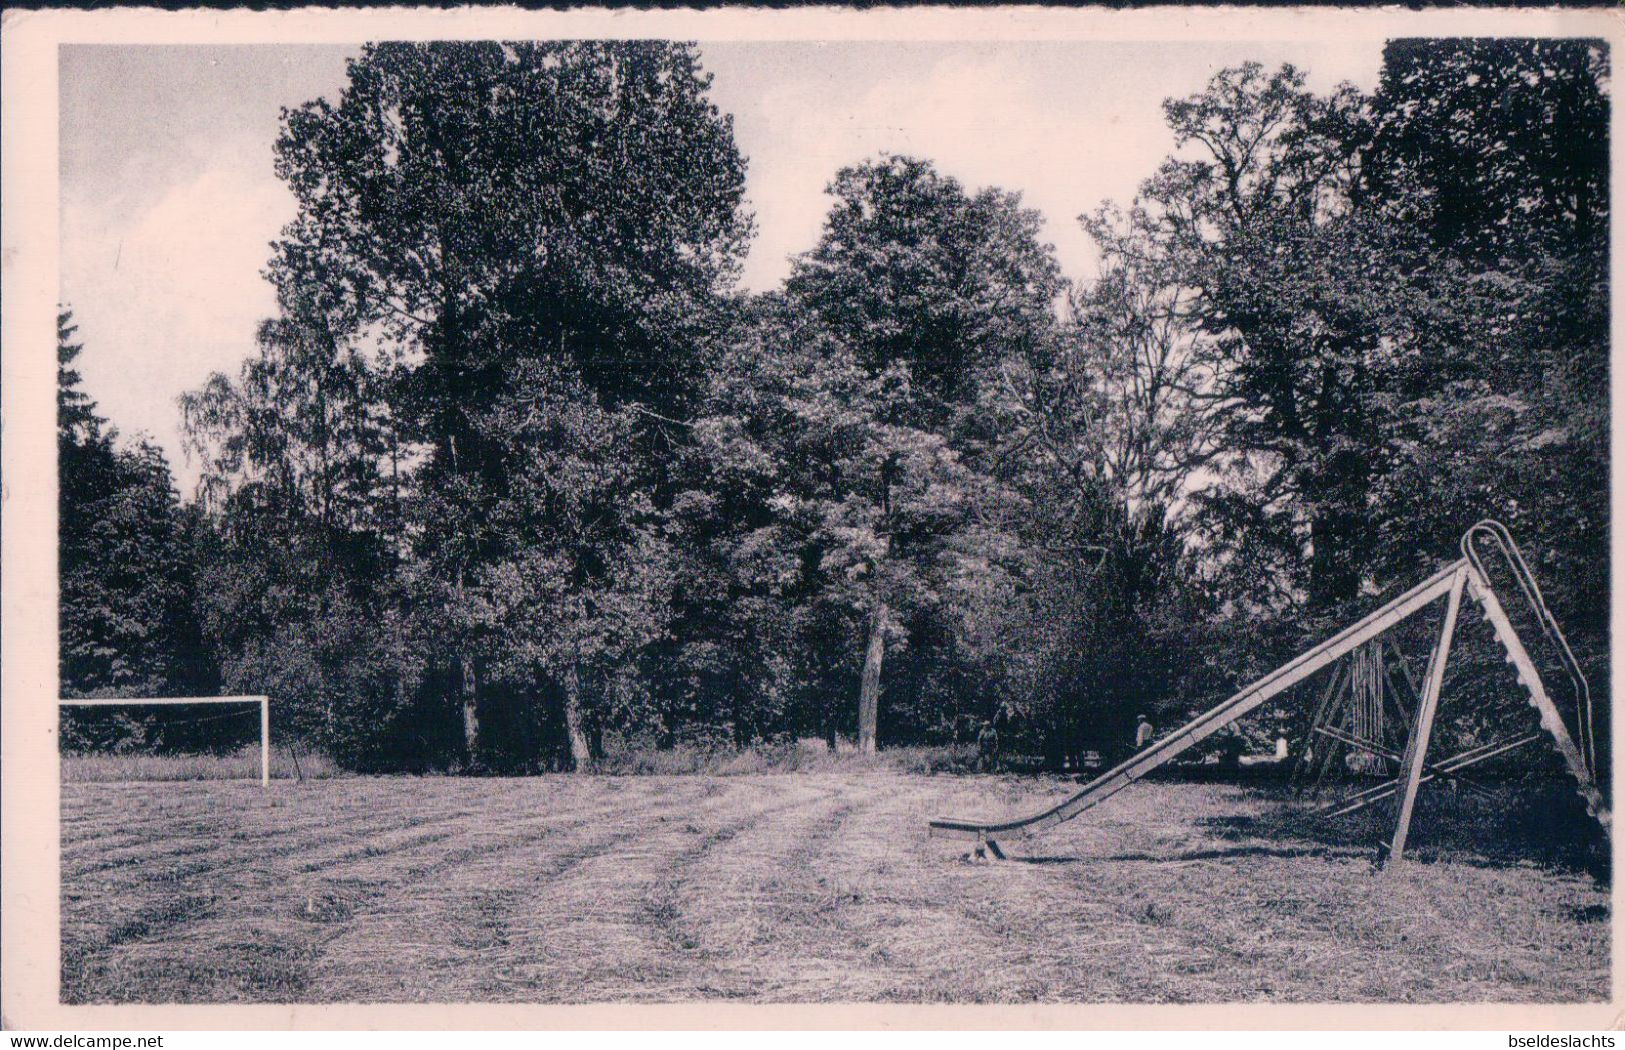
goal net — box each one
[58,695,270,786]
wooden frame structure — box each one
[930,521,1609,866]
[58,695,271,786]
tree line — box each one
[60,38,1610,774]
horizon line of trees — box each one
[60,38,1610,775]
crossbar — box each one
[1319,733,1542,819]
[1312,722,1492,799]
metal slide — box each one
[928,521,1608,861]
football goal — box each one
[58,695,271,786]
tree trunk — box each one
[562,667,593,772]
[857,604,887,755]
[1308,500,1365,611]
[460,655,481,768]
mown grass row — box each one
[60,774,1609,1004]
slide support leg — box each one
[1387,566,1466,865]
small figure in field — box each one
[976,720,1000,773]
[1135,713,1155,751]
[1219,728,1246,771]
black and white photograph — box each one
[2,5,1618,1028]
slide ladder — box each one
[929,521,1608,862]
[1460,521,1606,825]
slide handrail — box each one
[1461,519,1594,776]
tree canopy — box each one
[64,39,1609,775]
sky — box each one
[60,40,1384,494]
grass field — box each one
[61,770,1608,1004]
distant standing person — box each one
[976,720,1000,773]
[1135,714,1155,750]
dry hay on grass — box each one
[60,770,1608,1004]
[61,738,965,783]
[63,745,342,782]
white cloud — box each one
[61,136,294,490]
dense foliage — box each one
[60,39,1609,773]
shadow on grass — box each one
[1008,778,1610,884]
[1266,778,1605,880]
[1014,843,1374,866]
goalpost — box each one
[58,695,271,786]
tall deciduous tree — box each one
[984,239,1218,759]
[785,156,1062,751]
[1091,64,1485,616]
[1359,38,1610,624]
[468,360,677,770]
[788,156,1062,422]
[205,40,752,768]
[711,299,978,752]
[1364,38,1608,266]
[1077,46,1609,757]
[180,297,409,760]
[1359,40,1612,755]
